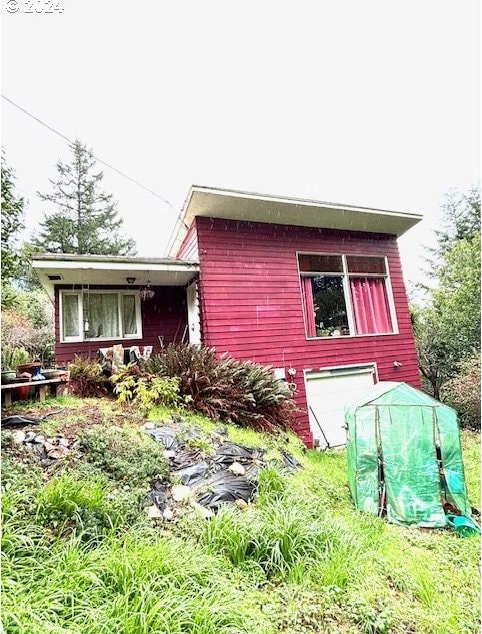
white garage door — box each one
[306,365,375,449]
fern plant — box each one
[145,344,298,433]
[68,356,106,397]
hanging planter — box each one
[139,280,155,301]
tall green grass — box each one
[2,526,270,633]
[202,467,364,588]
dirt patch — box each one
[1,400,147,447]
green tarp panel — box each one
[378,404,446,527]
[345,382,471,528]
[346,405,379,514]
[436,405,470,516]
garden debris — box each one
[190,500,214,519]
[144,426,179,450]
[13,430,26,444]
[213,442,265,465]
[171,484,191,502]
[144,417,301,518]
[2,415,42,427]
[282,451,302,472]
[162,508,174,521]
[228,461,246,476]
[47,445,70,460]
[1,409,66,427]
[4,429,72,466]
[146,504,163,519]
[175,461,210,485]
[151,480,168,511]
[197,472,257,511]
[170,450,203,470]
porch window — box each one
[60,290,142,342]
[299,253,396,338]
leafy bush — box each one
[1,344,29,370]
[112,363,180,414]
[68,356,107,397]
[78,426,168,482]
[443,355,481,430]
[146,344,298,433]
[1,289,55,365]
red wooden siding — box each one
[192,217,421,447]
[177,220,199,262]
[54,285,187,366]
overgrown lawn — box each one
[1,397,480,633]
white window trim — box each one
[59,289,143,344]
[296,251,399,340]
[59,291,83,343]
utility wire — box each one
[2,94,175,208]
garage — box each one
[305,364,376,448]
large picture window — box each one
[60,290,142,342]
[299,253,396,339]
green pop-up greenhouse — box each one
[345,382,471,528]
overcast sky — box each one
[2,1,480,290]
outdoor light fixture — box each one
[126,277,136,284]
[139,280,155,301]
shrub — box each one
[68,356,106,397]
[112,363,180,414]
[1,291,55,365]
[443,355,481,430]
[78,426,168,482]
[1,344,29,370]
[146,344,298,433]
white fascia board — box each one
[168,186,423,255]
[31,260,199,273]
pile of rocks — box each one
[10,429,72,466]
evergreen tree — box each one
[426,185,480,275]
[34,140,136,255]
[1,151,25,281]
[1,151,25,306]
[414,185,481,398]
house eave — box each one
[32,255,199,301]
[168,185,423,256]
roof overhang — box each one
[168,186,423,256]
[32,254,199,301]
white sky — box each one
[2,1,480,291]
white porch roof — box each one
[32,254,199,301]
[168,186,422,256]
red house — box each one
[33,186,422,448]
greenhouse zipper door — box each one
[305,365,376,448]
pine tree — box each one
[34,140,136,255]
[1,151,25,306]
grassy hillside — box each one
[1,397,480,633]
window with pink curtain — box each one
[301,277,316,337]
[350,277,392,335]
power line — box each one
[2,94,175,209]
